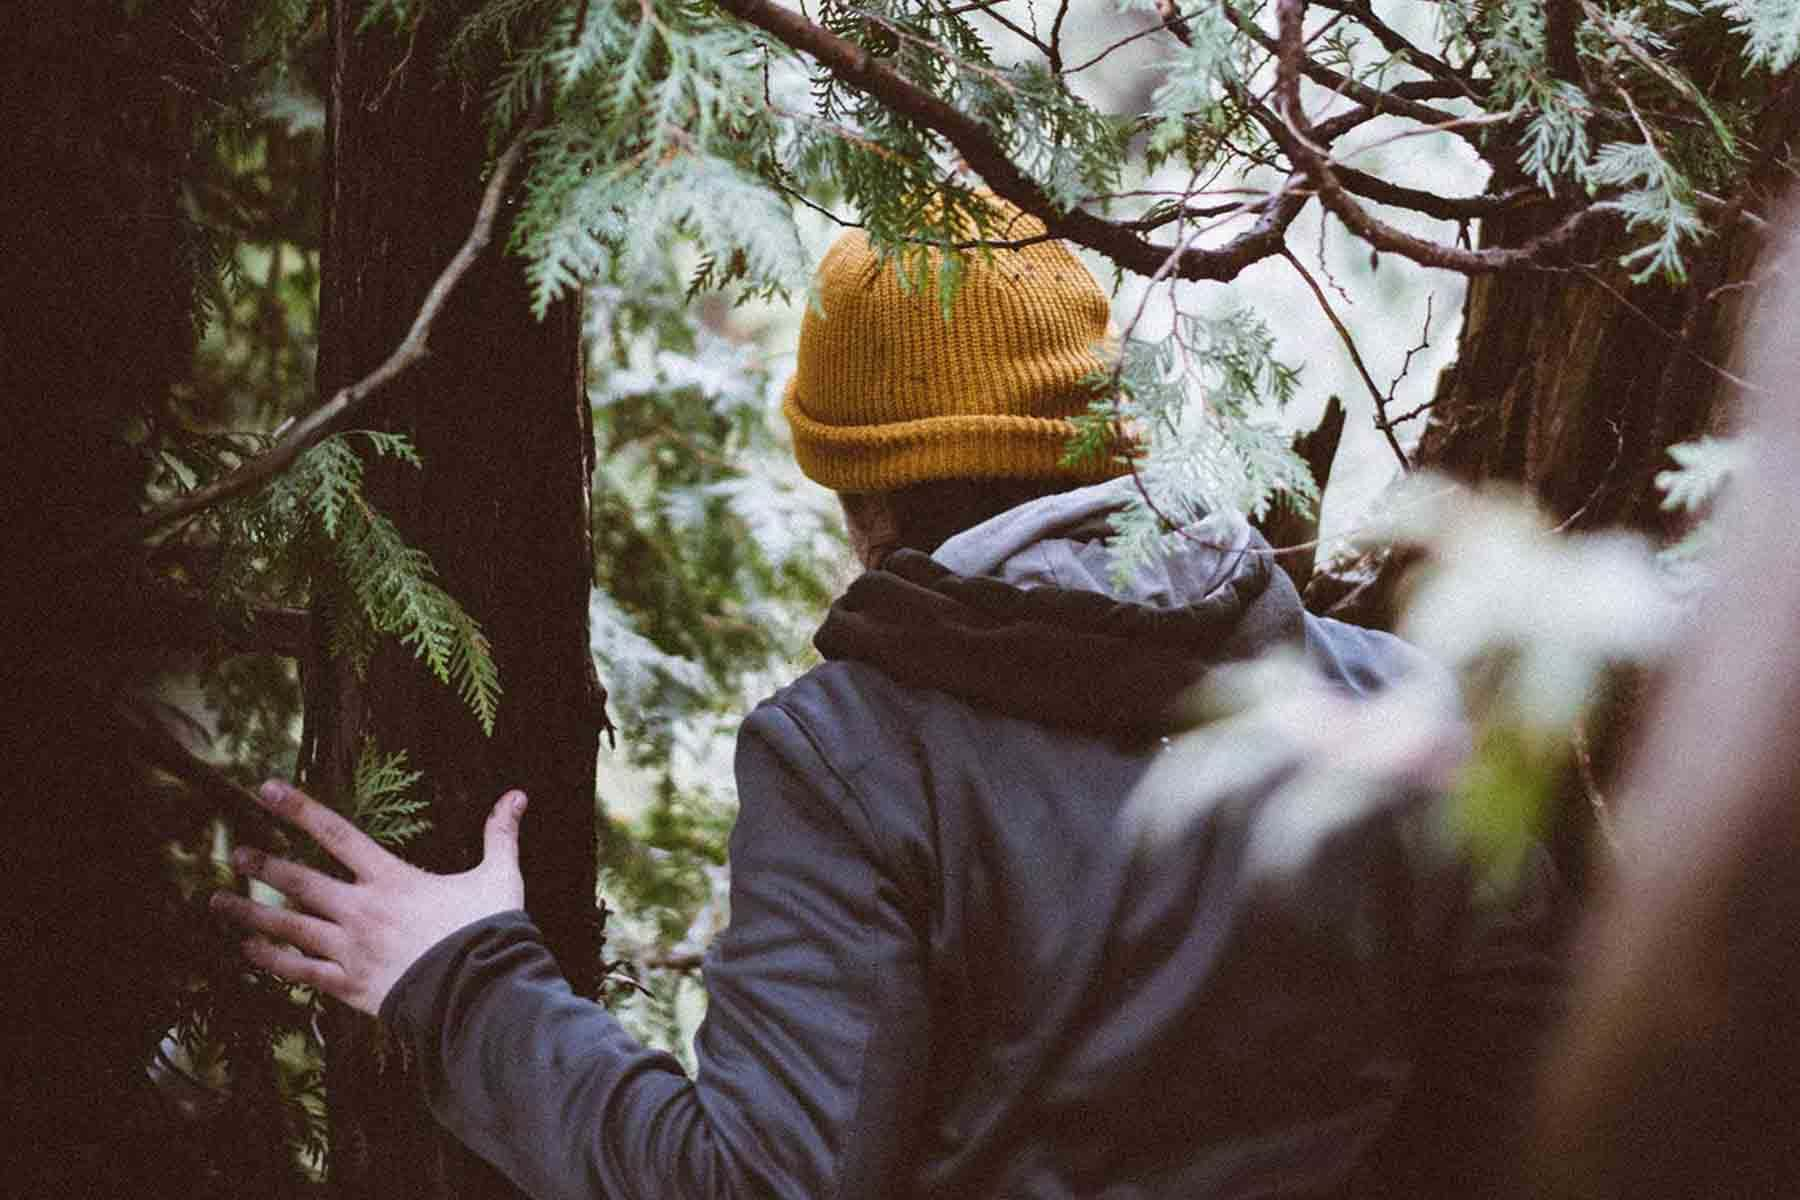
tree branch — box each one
[93,116,541,555]
[144,579,312,657]
[1270,0,1618,275]
[121,696,280,840]
[1222,1,1487,152]
[1309,0,1485,100]
[712,0,1305,280]
[1280,246,1410,468]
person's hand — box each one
[210,779,528,1016]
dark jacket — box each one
[383,481,1562,1200]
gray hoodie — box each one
[383,486,1560,1200]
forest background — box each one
[8,0,1798,1196]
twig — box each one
[1064,5,1203,72]
[962,1,1054,63]
[1387,293,1434,399]
[1386,398,1435,427]
[1316,210,1352,305]
[1280,245,1411,469]
[1552,416,1626,533]
[91,116,542,555]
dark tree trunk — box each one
[307,4,605,1196]
[4,4,220,1194]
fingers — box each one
[211,890,347,962]
[232,846,357,918]
[241,935,351,998]
[481,790,527,870]
[257,779,391,880]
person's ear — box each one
[839,491,900,569]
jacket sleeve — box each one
[380,700,931,1200]
[1350,843,1568,1198]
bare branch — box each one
[1333,163,1536,221]
[93,116,541,555]
[1048,0,1074,73]
[1064,7,1203,72]
[1270,0,1618,275]
[1309,0,1486,100]
[1222,2,1487,152]
[1280,246,1410,469]
[121,696,280,840]
[1386,292,1435,400]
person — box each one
[213,195,1562,1199]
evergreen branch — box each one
[710,0,1304,281]
[95,115,542,555]
[349,739,431,848]
[1220,2,1488,153]
[1268,0,1621,275]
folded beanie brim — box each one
[783,377,1128,492]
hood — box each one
[813,478,1306,731]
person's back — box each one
[217,193,1562,1200]
[723,472,1559,1197]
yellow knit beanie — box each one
[783,195,1129,492]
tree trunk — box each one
[1307,101,1798,631]
[308,4,605,1195]
[1301,101,1798,886]
[4,5,221,1193]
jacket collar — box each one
[816,484,1305,732]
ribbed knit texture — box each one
[783,197,1130,492]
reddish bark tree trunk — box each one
[307,4,605,1195]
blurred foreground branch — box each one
[1533,192,1800,1198]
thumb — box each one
[481,790,527,872]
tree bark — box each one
[307,4,604,1195]
[6,3,198,1193]
[1301,98,1798,888]
[1307,97,1799,631]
